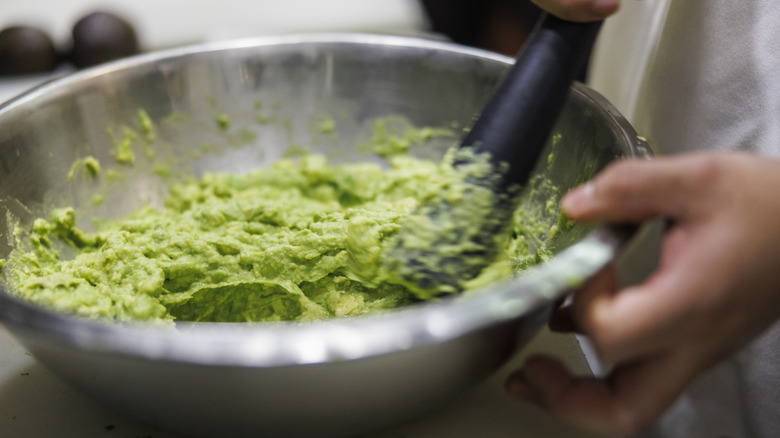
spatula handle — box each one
[461,14,603,188]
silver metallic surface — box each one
[0,34,652,438]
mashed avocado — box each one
[3,126,561,325]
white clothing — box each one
[587,1,780,437]
[590,0,780,159]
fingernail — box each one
[592,0,620,17]
[561,182,594,212]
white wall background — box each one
[0,0,427,50]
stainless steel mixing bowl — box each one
[0,34,651,438]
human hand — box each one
[531,0,621,22]
[505,152,780,436]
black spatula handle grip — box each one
[461,14,603,188]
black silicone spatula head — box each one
[382,14,603,299]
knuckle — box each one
[683,154,726,190]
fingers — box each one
[531,0,620,22]
[575,268,693,364]
[569,224,728,364]
[561,155,725,223]
[554,155,742,364]
[506,351,702,437]
[509,243,727,435]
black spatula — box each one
[383,14,603,298]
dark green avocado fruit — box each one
[0,26,59,76]
[71,11,139,68]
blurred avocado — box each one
[71,11,139,68]
[0,26,59,76]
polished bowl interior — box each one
[0,34,651,438]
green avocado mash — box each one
[3,128,562,325]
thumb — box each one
[561,155,718,223]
